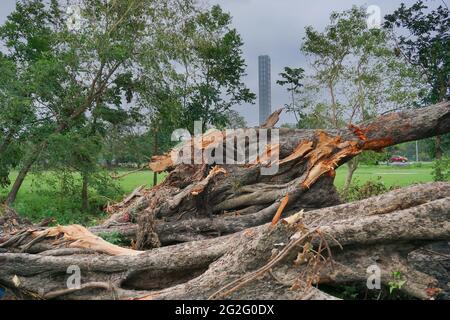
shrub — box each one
[341,177,399,202]
[359,151,387,165]
[98,232,128,246]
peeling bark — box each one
[0,102,449,300]
[108,101,450,250]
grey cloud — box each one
[0,0,419,126]
[211,0,418,126]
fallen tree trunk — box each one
[0,101,449,300]
[0,183,449,299]
[89,180,450,245]
[103,101,450,249]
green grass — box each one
[0,164,436,225]
[112,169,166,193]
[0,169,166,225]
[0,169,165,198]
[334,163,434,189]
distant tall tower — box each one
[258,55,271,125]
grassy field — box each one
[113,170,166,193]
[334,163,434,188]
[0,163,437,224]
[0,170,165,198]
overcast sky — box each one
[0,0,440,126]
[210,0,430,126]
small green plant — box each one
[432,157,450,182]
[388,271,407,294]
[98,232,126,246]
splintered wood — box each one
[148,108,286,173]
[191,166,227,196]
[300,131,361,189]
[349,123,394,151]
[261,108,284,128]
[149,129,224,173]
[32,225,143,256]
[271,193,289,225]
[256,143,280,166]
[149,154,174,173]
[278,141,313,165]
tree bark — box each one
[124,100,449,249]
[90,180,450,244]
[153,128,158,186]
[0,183,449,300]
[0,101,449,300]
[5,143,44,206]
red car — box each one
[389,155,408,163]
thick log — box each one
[1,102,449,300]
[101,101,450,249]
[0,183,449,300]
[89,182,450,245]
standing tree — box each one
[384,0,450,161]
[44,128,105,213]
[277,67,305,124]
[294,6,423,194]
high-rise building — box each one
[258,55,271,125]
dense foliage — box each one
[0,0,254,220]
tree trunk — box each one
[0,101,449,300]
[342,156,359,197]
[435,135,443,160]
[153,128,158,186]
[126,100,448,249]
[5,143,44,206]
[105,159,112,170]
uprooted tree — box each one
[0,101,449,300]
